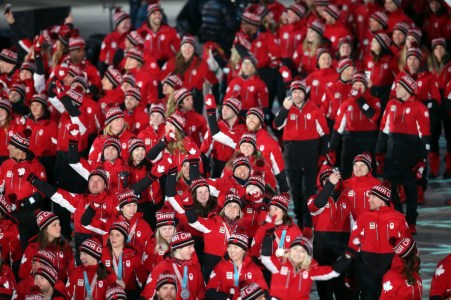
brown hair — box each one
[401,251,421,285]
[51,41,68,68]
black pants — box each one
[313,232,350,300]
[443,101,451,152]
[425,100,442,154]
[370,85,391,113]
[358,252,394,300]
[384,159,418,225]
[54,151,88,240]
[202,253,221,283]
[340,131,378,180]
[286,167,317,228]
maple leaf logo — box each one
[435,264,445,277]
[383,280,393,292]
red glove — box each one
[412,160,426,180]
[376,154,384,176]
[244,192,263,204]
[163,130,176,145]
[327,151,336,166]
[163,156,177,174]
[205,94,216,113]
[187,148,200,164]
[279,65,292,85]
[68,123,80,139]
[33,35,45,53]
[318,155,327,166]
[148,163,167,180]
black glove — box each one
[332,255,352,274]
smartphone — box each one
[4,3,11,15]
[286,90,292,98]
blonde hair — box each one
[285,250,312,272]
[103,121,129,136]
[51,41,67,68]
[230,48,241,74]
[155,228,171,254]
[167,128,186,155]
[165,92,177,117]
[303,37,321,58]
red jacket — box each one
[391,70,442,104]
[307,188,352,233]
[321,79,353,122]
[99,31,127,65]
[323,21,352,51]
[179,110,209,148]
[98,88,125,112]
[255,129,285,176]
[430,254,451,299]
[334,91,381,133]
[81,96,103,135]
[89,131,136,162]
[67,264,115,300]
[101,247,147,291]
[206,176,247,208]
[364,53,398,87]
[138,123,165,153]
[250,222,302,259]
[261,256,338,300]
[225,75,269,110]
[211,118,246,162]
[49,189,117,235]
[0,156,46,201]
[277,21,307,59]
[141,237,167,273]
[124,106,149,135]
[342,173,381,219]
[386,10,414,33]
[0,123,16,158]
[23,116,58,157]
[430,61,451,91]
[127,67,159,107]
[156,137,200,173]
[55,110,89,152]
[305,68,339,108]
[161,55,218,91]
[0,217,21,264]
[141,256,205,300]
[347,206,411,255]
[95,213,152,255]
[12,274,33,300]
[292,44,319,75]
[206,255,268,299]
[189,214,252,257]
[140,24,180,64]
[379,97,430,137]
[248,31,281,69]
[275,101,330,141]
[422,10,451,45]
[380,255,422,300]
[19,240,75,282]
[0,264,15,299]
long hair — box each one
[167,129,186,155]
[37,229,65,249]
[428,50,450,74]
[51,41,68,68]
[174,52,199,76]
[192,193,217,217]
[103,121,129,136]
[0,111,12,128]
[165,91,177,117]
[401,251,421,285]
[229,48,242,76]
[303,34,322,57]
[285,250,312,272]
[155,228,172,254]
[97,261,110,280]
